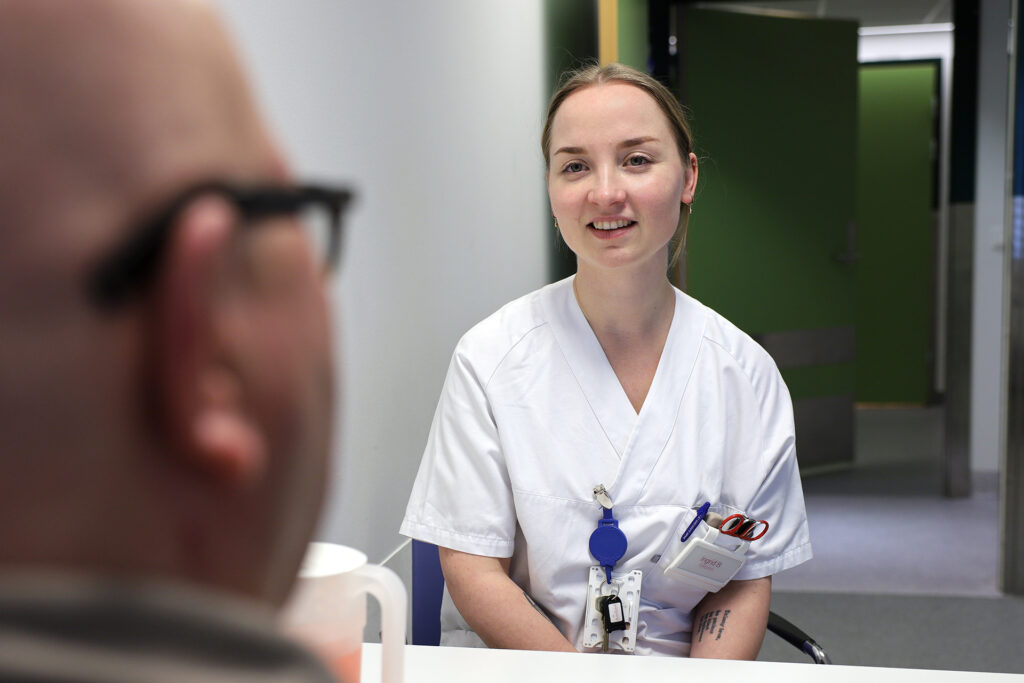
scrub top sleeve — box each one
[400,346,517,558]
[734,363,812,580]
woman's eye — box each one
[563,161,587,174]
[626,155,651,167]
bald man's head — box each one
[0,0,288,450]
[0,0,282,259]
[0,0,333,606]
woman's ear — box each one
[149,195,267,488]
[681,152,699,206]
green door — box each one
[856,62,937,404]
[678,8,859,468]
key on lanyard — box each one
[598,594,627,633]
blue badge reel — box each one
[589,508,627,583]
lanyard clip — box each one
[593,484,614,509]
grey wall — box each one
[972,0,1014,474]
[214,1,550,585]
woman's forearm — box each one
[439,547,577,652]
[689,576,771,660]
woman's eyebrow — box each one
[553,136,659,157]
[619,136,658,148]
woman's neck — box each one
[572,262,675,343]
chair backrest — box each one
[766,611,832,664]
[410,540,444,646]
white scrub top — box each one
[400,277,812,656]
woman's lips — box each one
[588,219,636,239]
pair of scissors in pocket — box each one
[720,514,769,541]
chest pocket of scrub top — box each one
[651,504,751,594]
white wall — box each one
[214,1,550,573]
[858,27,954,395]
[973,0,1013,473]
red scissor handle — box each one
[720,514,769,541]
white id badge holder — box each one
[654,505,750,593]
[582,567,642,653]
[584,485,641,653]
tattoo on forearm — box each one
[716,609,731,641]
[695,608,732,642]
[696,610,716,642]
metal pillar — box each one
[1003,0,1024,596]
[943,0,981,498]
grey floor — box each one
[760,407,1024,674]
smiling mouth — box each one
[589,219,636,231]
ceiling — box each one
[717,0,952,27]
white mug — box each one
[282,542,406,683]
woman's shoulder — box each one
[452,278,570,375]
[677,288,783,385]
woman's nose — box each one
[587,170,626,207]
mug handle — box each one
[353,564,407,683]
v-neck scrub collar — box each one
[541,277,707,499]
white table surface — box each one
[359,642,1024,683]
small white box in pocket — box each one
[662,525,749,593]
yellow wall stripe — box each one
[599,0,618,65]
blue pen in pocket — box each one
[680,501,710,543]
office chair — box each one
[766,611,831,664]
[410,540,831,664]
[411,539,445,647]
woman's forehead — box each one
[549,82,672,147]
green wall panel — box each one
[782,363,857,399]
[543,0,597,89]
[617,0,648,71]
[681,9,858,401]
[856,63,936,404]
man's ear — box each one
[150,195,267,487]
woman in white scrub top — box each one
[401,63,811,658]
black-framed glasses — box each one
[88,180,354,309]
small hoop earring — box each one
[684,203,694,215]
[554,218,560,229]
